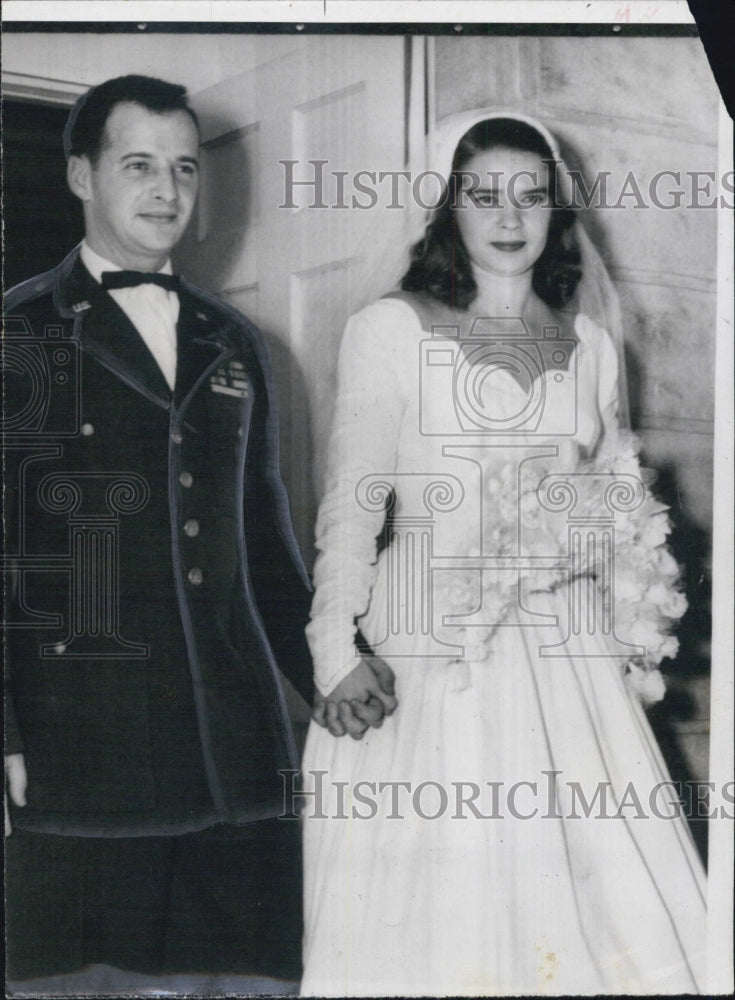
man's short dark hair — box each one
[63,74,199,163]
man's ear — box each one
[67,155,93,201]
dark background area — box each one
[3,100,84,291]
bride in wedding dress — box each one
[300,112,707,997]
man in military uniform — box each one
[2,74,337,990]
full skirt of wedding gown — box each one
[300,582,706,996]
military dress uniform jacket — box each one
[3,247,313,836]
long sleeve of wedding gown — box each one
[306,300,413,695]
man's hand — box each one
[312,656,397,740]
[4,753,27,837]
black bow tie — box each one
[101,270,180,292]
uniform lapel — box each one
[174,288,234,407]
[82,290,174,405]
[57,253,236,413]
[59,255,172,409]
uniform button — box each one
[53,643,67,655]
[171,431,183,445]
[237,427,244,438]
[188,567,203,585]
[179,471,193,488]
[184,518,200,537]
[80,423,94,436]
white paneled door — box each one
[177,35,409,564]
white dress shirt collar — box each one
[80,241,179,392]
[80,242,174,281]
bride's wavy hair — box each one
[401,118,582,310]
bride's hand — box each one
[312,656,397,740]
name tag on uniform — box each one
[210,359,251,398]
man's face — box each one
[68,101,200,270]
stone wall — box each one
[432,33,719,828]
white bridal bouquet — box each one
[437,431,687,706]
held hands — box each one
[4,753,27,837]
[312,656,397,740]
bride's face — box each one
[454,146,552,280]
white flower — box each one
[612,512,638,545]
[616,456,643,478]
[434,568,481,615]
[629,617,668,658]
[596,433,640,476]
[464,435,687,672]
[641,496,669,519]
[614,573,647,603]
[625,663,667,706]
[658,634,679,661]
[639,511,671,549]
[655,548,681,580]
[646,582,688,620]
